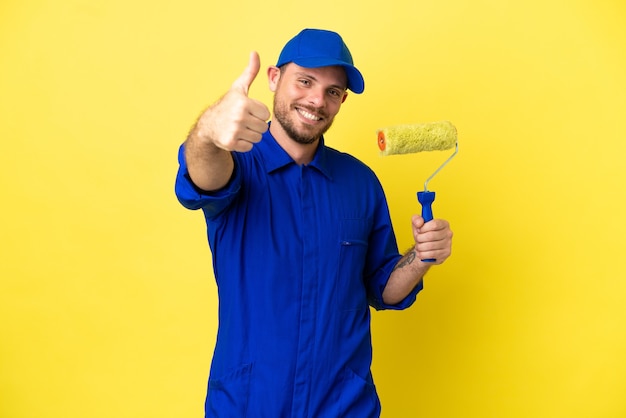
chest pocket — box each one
[337,218,372,311]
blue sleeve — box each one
[365,185,423,311]
[174,144,242,218]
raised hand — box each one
[194,51,271,152]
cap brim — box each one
[292,57,365,94]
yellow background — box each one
[1,0,625,417]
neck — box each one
[269,120,319,165]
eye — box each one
[328,88,343,98]
[298,78,311,86]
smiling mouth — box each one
[296,107,323,122]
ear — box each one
[341,91,348,104]
[267,66,281,92]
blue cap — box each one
[276,29,365,94]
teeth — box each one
[298,108,321,121]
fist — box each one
[411,215,453,264]
[195,51,271,152]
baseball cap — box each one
[276,29,365,94]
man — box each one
[175,28,453,417]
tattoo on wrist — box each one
[393,250,416,271]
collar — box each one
[258,124,334,180]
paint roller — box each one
[377,120,458,262]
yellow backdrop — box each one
[2,0,625,417]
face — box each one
[269,63,348,145]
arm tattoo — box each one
[393,249,416,271]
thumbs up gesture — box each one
[194,51,271,152]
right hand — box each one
[194,51,271,152]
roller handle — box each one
[417,191,436,263]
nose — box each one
[306,86,325,108]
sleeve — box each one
[174,144,242,219]
[365,183,423,311]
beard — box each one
[273,95,335,145]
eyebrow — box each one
[294,71,347,91]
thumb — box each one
[412,214,426,230]
[231,51,261,96]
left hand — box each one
[411,215,453,265]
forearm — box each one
[382,248,431,305]
[184,126,234,192]
[381,216,453,305]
